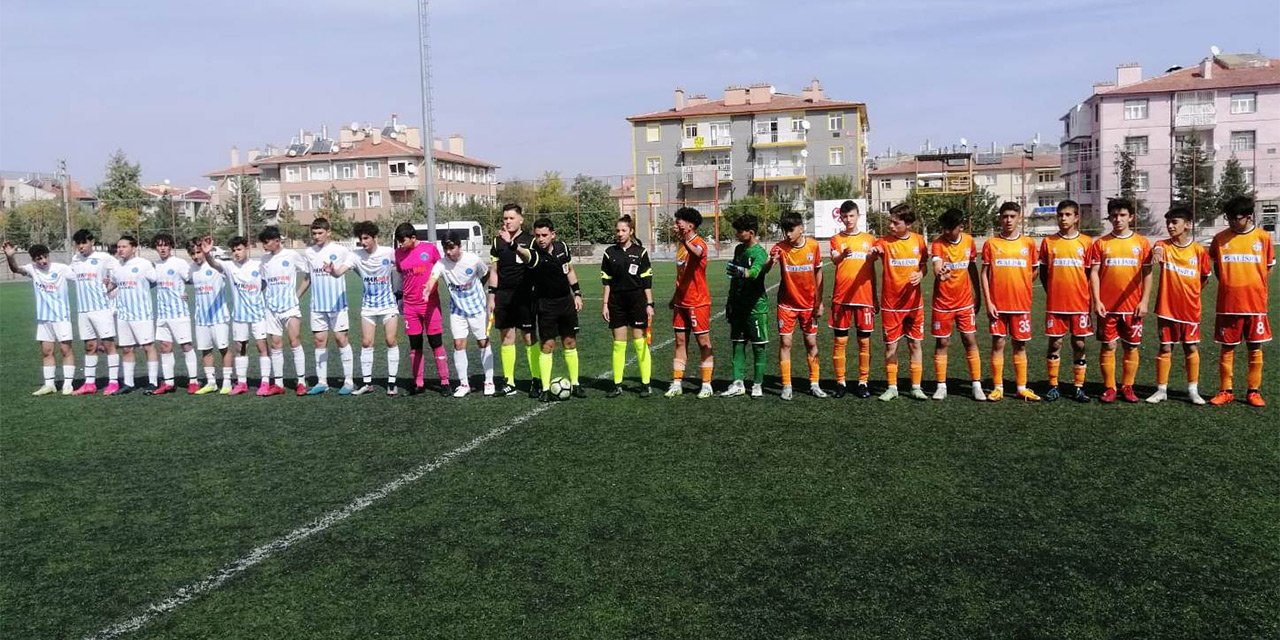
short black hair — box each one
[28,244,50,260]
[185,238,200,252]
[533,217,554,231]
[1222,194,1255,219]
[998,201,1022,214]
[889,203,915,225]
[939,208,965,230]
[1056,199,1079,214]
[152,232,175,248]
[310,217,331,231]
[1164,206,1194,223]
[258,226,282,242]
[779,213,803,232]
[72,229,94,244]
[229,236,249,249]
[732,214,759,234]
[674,206,702,227]
[118,235,138,248]
[353,221,379,238]
[442,231,463,249]
[1107,198,1134,216]
[394,222,417,242]
[839,200,859,214]
[502,203,523,216]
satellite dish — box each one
[959,137,968,147]
[800,120,811,130]
[1210,45,1221,56]
[349,121,360,132]
[799,149,809,158]
[389,131,398,139]
[406,164,418,175]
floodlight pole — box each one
[57,159,72,251]
[417,0,438,239]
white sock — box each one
[315,350,328,385]
[292,346,306,383]
[204,366,216,384]
[361,347,374,383]
[107,354,119,381]
[147,359,159,386]
[453,349,469,386]
[84,354,99,381]
[256,356,270,385]
[61,365,74,385]
[42,365,55,386]
[339,344,353,386]
[386,347,400,386]
[481,345,494,383]
[1156,384,1168,392]
[161,352,175,384]
[183,349,197,383]
[271,349,285,386]
[235,356,248,383]
[123,360,136,386]
[1188,383,1199,392]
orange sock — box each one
[1101,350,1116,390]
[833,336,848,383]
[1186,351,1200,386]
[1047,356,1061,386]
[780,359,792,386]
[934,352,948,384]
[885,361,899,389]
[1156,352,1172,386]
[1013,352,1028,389]
[966,349,982,382]
[991,352,1004,387]
[672,357,685,382]
[700,357,713,384]
[1122,348,1140,386]
[1073,358,1087,387]
[857,337,871,383]
[807,353,820,383]
[1247,349,1263,390]
[909,361,923,387]
[1219,349,1235,391]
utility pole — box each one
[237,175,246,237]
[417,0,438,239]
[57,159,72,251]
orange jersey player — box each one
[980,202,1040,402]
[874,203,928,401]
[1208,195,1275,408]
[1039,200,1094,402]
[828,200,877,398]
[1086,197,1153,404]
[928,207,984,401]
[769,213,825,400]
[666,206,715,398]
[1147,206,1211,405]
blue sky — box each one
[1,0,1277,188]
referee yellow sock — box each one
[501,344,516,384]
[632,338,651,384]
[611,341,626,384]
[565,348,580,385]
[539,351,553,390]
[527,344,541,381]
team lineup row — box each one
[4,196,1274,406]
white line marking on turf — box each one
[84,285,773,639]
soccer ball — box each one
[548,377,572,400]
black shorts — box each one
[607,289,649,330]
[537,295,579,339]
[493,288,535,331]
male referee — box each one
[488,203,541,397]
[512,217,586,402]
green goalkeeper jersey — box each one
[727,242,769,316]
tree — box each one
[275,199,306,243]
[717,195,787,240]
[1115,147,1154,232]
[220,175,266,234]
[1217,154,1255,214]
[99,207,141,242]
[2,200,66,249]
[810,174,860,200]
[97,149,147,214]
[532,171,575,216]
[496,179,537,211]
[316,187,351,237]
[570,174,620,244]
[902,186,998,237]
[1172,134,1217,224]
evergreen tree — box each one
[570,174,620,244]
[1115,147,1153,232]
[97,150,147,213]
[317,187,351,237]
[1216,154,1255,214]
[1172,134,1217,223]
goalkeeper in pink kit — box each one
[394,222,451,394]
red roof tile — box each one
[627,93,867,123]
[207,136,497,177]
[1102,58,1280,96]
[870,154,1061,176]
[205,164,261,178]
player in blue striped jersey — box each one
[69,228,120,394]
[5,242,76,395]
[186,239,233,394]
[327,221,402,396]
[149,233,197,395]
[200,235,272,396]
[303,217,355,395]
[430,232,494,396]
[108,236,159,394]
[258,226,310,395]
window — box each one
[287,194,303,211]
[1230,130,1256,151]
[309,193,324,210]
[645,124,661,142]
[646,190,661,204]
[308,164,331,181]
[828,113,844,131]
[366,190,382,208]
[879,178,892,190]
[1243,167,1255,186]
[684,122,698,139]
[340,191,359,209]
[1230,92,1257,114]
[1135,171,1149,192]
[1123,98,1148,120]
[363,161,380,178]
[1038,195,1055,207]
[284,166,301,183]
[1013,172,1023,185]
[828,146,845,165]
[1083,172,1094,193]
[790,118,806,133]
[976,174,997,187]
[337,163,356,180]
[1037,170,1057,183]
[880,201,891,212]
[709,122,731,142]
[646,157,661,175]
[903,178,915,189]
[389,161,408,176]
[1124,136,1149,156]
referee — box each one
[600,214,654,397]
[488,203,540,397]
[514,217,586,402]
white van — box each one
[413,221,486,255]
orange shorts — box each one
[1096,313,1143,345]
[882,309,924,343]
[778,307,818,335]
[930,307,977,338]
[672,305,712,335]
[829,304,874,333]
[1214,313,1272,345]
[1045,312,1092,338]
[989,312,1032,342]
[1157,318,1201,344]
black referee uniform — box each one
[600,242,653,329]
[527,240,578,339]
[490,230,536,332]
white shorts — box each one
[233,320,268,342]
[311,310,350,334]
[37,321,73,343]
[156,317,193,345]
[361,306,400,326]
[449,313,488,341]
[265,307,302,336]
[78,309,116,340]
[196,324,231,351]
[117,319,155,347]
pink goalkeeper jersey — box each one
[395,240,443,310]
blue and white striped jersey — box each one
[351,245,397,311]
[304,243,351,313]
[21,263,74,323]
[433,252,489,317]
[260,249,306,313]
[70,251,119,313]
[152,257,192,320]
[110,257,156,322]
[191,263,230,326]
[224,259,267,323]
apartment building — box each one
[0,172,96,211]
[870,148,1066,217]
[140,184,212,219]
[1059,50,1280,226]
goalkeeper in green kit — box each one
[722,214,772,397]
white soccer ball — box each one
[548,377,572,400]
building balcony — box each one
[388,174,418,190]
[681,136,733,151]
[680,164,733,185]
[752,164,807,182]
[753,130,808,148]
[1174,105,1216,130]
[1033,180,1067,192]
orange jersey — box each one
[981,234,1038,313]
[876,232,926,311]
[830,232,877,307]
[1086,232,1152,314]
[773,237,822,310]
[930,233,976,311]
[1210,226,1275,314]
[1154,240,1211,323]
[1039,233,1093,313]
[673,234,710,307]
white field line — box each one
[82,284,776,639]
